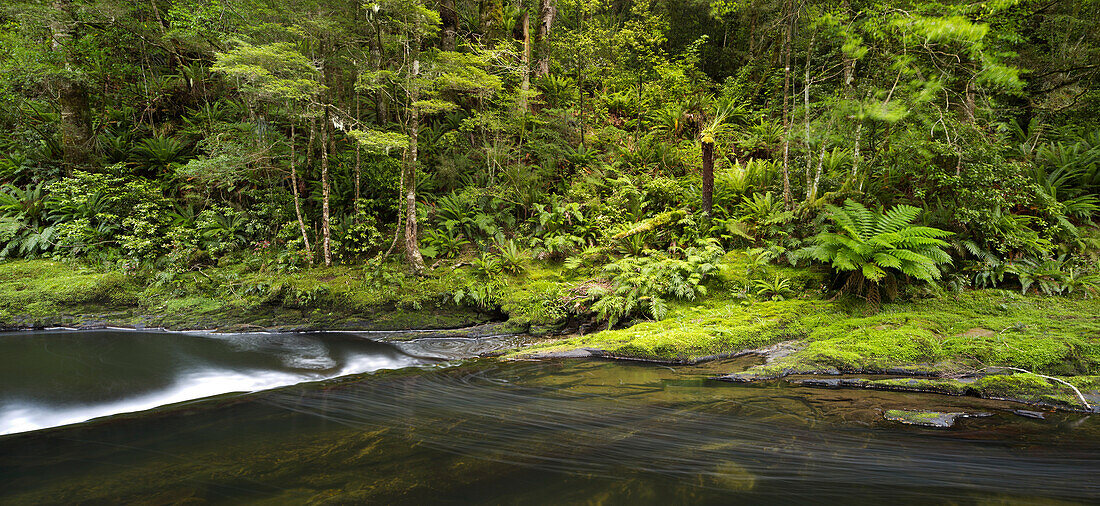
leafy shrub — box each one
[421,223,469,259]
[338,206,386,260]
[753,273,793,300]
[585,240,724,327]
[472,253,503,278]
[46,169,171,259]
[1006,255,1100,296]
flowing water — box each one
[1,330,1098,504]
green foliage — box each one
[753,273,793,301]
[585,240,724,327]
[1006,256,1100,297]
[422,223,469,259]
[797,200,952,303]
[496,239,526,275]
[212,42,323,103]
[132,136,188,171]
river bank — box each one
[2,258,1098,414]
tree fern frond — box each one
[877,204,922,235]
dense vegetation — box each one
[0,0,1098,331]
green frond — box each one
[872,252,902,269]
[862,263,887,282]
[876,204,922,235]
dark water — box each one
[1,331,1098,504]
[0,329,525,434]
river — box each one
[1,330,1097,504]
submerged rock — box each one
[1012,409,1046,420]
[705,461,757,491]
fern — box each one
[796,200,952,303]
[584,240,724,326]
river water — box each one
[1,330,1098,504]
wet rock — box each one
[795,378,868,389]
[527,347,605,359]
[752,340,804,363]
[883,409,969,428]
[716,372,780,383]
[884,366,937,376]
[1012,409,1046,420]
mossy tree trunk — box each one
[440,0,458,51]
[404,34,425,274]
[517,11,531,112]
[536,0,555,78]
[321,111,333,267]
[289,122,314,263]
[50,0,92,169]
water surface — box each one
[0,329,448,434]
[1,331,1098,504]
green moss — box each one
[882,409,965,427]
[884,409,941,422]
[518,281,1100,389]
[0,259,500,330]
[871,373,1096,410]
[868,378,971,395]
[0,260,140,323]
[742,290,1100,377]
[515,298,823,362]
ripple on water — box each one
[1,335,1098,504]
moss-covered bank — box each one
[4,257,1099,411]
[0,260,499,331]
[512,288,1100,412]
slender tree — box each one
[49,0,92,168]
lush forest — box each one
[0,0,1098,327]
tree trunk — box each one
[701,135,715,218]
[404,36,425,274]
[851,121,862,184]
[809,143,825,202]
[535,0,555,77]
[373,27,389,124]
[576,4,584,149]
[355,98,361,205]
[479,0,502,40]
[290,122,314,264]
[440,0,458,51]
[50,0,92,169]
[803,30,814,201]
[780,0,795,208]
[307,116,316,168]
[518,12,531,112]
[321,111,333,267]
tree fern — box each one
[797,200,952,303]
